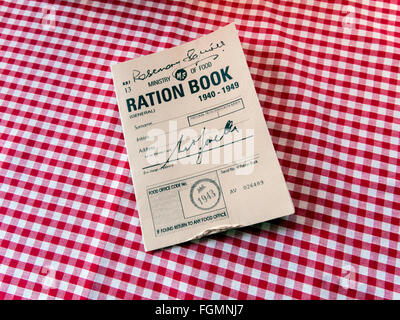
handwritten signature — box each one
[183,40,225,63]
[161,119,238,169]
[132,60,180,82]
[132,40,226,82]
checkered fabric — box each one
[0,0,399,300]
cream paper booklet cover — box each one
[111,23,294,251]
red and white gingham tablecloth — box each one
[0,0,399,299]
